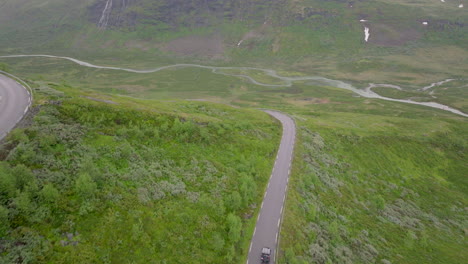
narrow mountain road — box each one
[247,110,296,264]
[0,74,31,140]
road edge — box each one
[265,111,296,264]
[246,110,296,264]
[0,70,33,140]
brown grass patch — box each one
[287,97,331,106]
[115,85,148,93]
[124,40,155,51]
[272,37,281,53]
[162,34,224,58]
[369,24,422,46]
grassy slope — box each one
[0,50,466,264]
[0,0,466,83]
[0,1,466,263]
[278,109,467,263]
[1,56,466,114]
[0,84,280,263]
[184,75,467,263]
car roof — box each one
[262,248,271,254]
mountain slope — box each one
[0,0,465,68]
[0,83,280,263]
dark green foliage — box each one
[74,173,97,200]
[12,165,34,191]
[0,62,8,72]
[280,120,468,264]
[39,184,59,207]
[226,213,242,243]
[0,229,49,264]
[225,191,242,212]
[239,173,257,207]
[0,205,9,236]
[0,93,279,263]
[12,191,33,216]
[0,164,16,202]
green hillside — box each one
[0,0,466,85]
[0,84,280,263]
[0,0,467,263]
[280,112,467,264]
[1,59,466,263]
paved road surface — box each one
[247,110,296,264]
[0,74,31,140]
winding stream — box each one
[1,54,466,117]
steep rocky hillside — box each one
[0,0,466,84]
[88,0,288,30]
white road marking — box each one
[253,227,257,236]
[277,219,281,227]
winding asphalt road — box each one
[247,110,296,264]
[0,69,296,263]
[0,74,31,140]
[0,68,297,264]
[1,55,467,117]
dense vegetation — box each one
[0,86,280,263]
[0,1,466,263]
[279,113,467,264]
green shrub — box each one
[226,213,242,243]
[0,205,9,236]
[74,173,97,199]
[240,173,257,207]
[40,184,60,206]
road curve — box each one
[247,110,296,264]
[1,55,467,117]
[0,74,31,140]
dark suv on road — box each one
[261,247,271,264]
